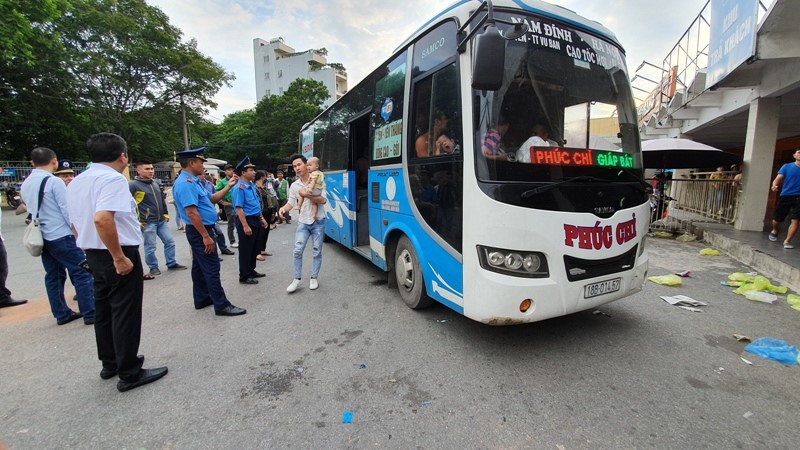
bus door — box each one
[350,110,372,257]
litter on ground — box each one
[699,248,721,256]
[675,270,691,277]
[660,295,707,307]
[744,337,800,366]
[788,294,800,312]
[648,274,682,286]
[678,305,703,312]
[743,291,778,304]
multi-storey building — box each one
[253,37,348,108]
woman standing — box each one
[254,171,278,260]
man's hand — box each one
[228,174,239,185]
[202,235,215,253]
[278,207,285,220]
[113,256,134,276]
[260,217,268,229]
[243,224,252,236]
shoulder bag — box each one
[23,177,48,257]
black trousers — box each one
[85,246,144,381]
[235,215,260,280]
[0,238,12,299]
[256,209,273,253]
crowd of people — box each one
[0,135,329,393]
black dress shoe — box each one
[84,317,95,325]
[0,297,28,308]
[221,249,235,255]
[251,272,266,278]
[167,264,188,270]
[239,278,258,285]
[215,305,247,316]
[57,311,82,325]
[117,366,168,392]
[218,257,224,262]
[100,355,145,380]
[194,299,213,310]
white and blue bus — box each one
[300,0,650,325]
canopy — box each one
[641,138,740,169]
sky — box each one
[146,0,716,122]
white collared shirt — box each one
[287,177,327,225]
[66,163,142,250]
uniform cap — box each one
[54,160,74,175]
[176,147,207,161]
[235,156,255,174]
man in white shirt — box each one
[20,148,94,325]
[67,133,167,392]
[278,154,328,293]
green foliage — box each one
[0,0,233,161]
[205,79,328,166]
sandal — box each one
[143,273,155,281]
[260,251,272,256]
[256,255,265,261]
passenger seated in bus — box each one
[434,131,459,156]
[297,156,326,222]
[481,115,511,161]
[415,110,449,158]
[515,123,558,163]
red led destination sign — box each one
[521,147,634,168]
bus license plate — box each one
[584,278,621,299]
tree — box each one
[56,0,234,158]
[0,0,234,161]
[0,0,80,159]
[252,79,329,160]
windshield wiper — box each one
[521,176,610,199]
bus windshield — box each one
[475,12,643,191]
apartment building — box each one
[253,37,348,108]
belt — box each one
[85,245,139,254]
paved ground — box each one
[1,209,800,449]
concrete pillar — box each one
[735,97,781,231]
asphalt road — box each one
[1,209,799,449]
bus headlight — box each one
[478,245,549,278]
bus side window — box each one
[409,62,463,253]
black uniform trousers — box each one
[186,224,232,311]
[235,215,260,281]
[85,246,144,382]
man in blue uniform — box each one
[172,148,246,316]
[231,156,267,284]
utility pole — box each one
[181,94,189,150]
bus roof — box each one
[299,0,623,136]
[396,0,621,51]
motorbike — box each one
[2,183,22,209]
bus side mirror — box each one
[472,24,505,91]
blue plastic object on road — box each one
[342,411,353,423]
[744,337,800,365]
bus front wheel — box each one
[394,236,433,309]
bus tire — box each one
[394,236,433,309]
